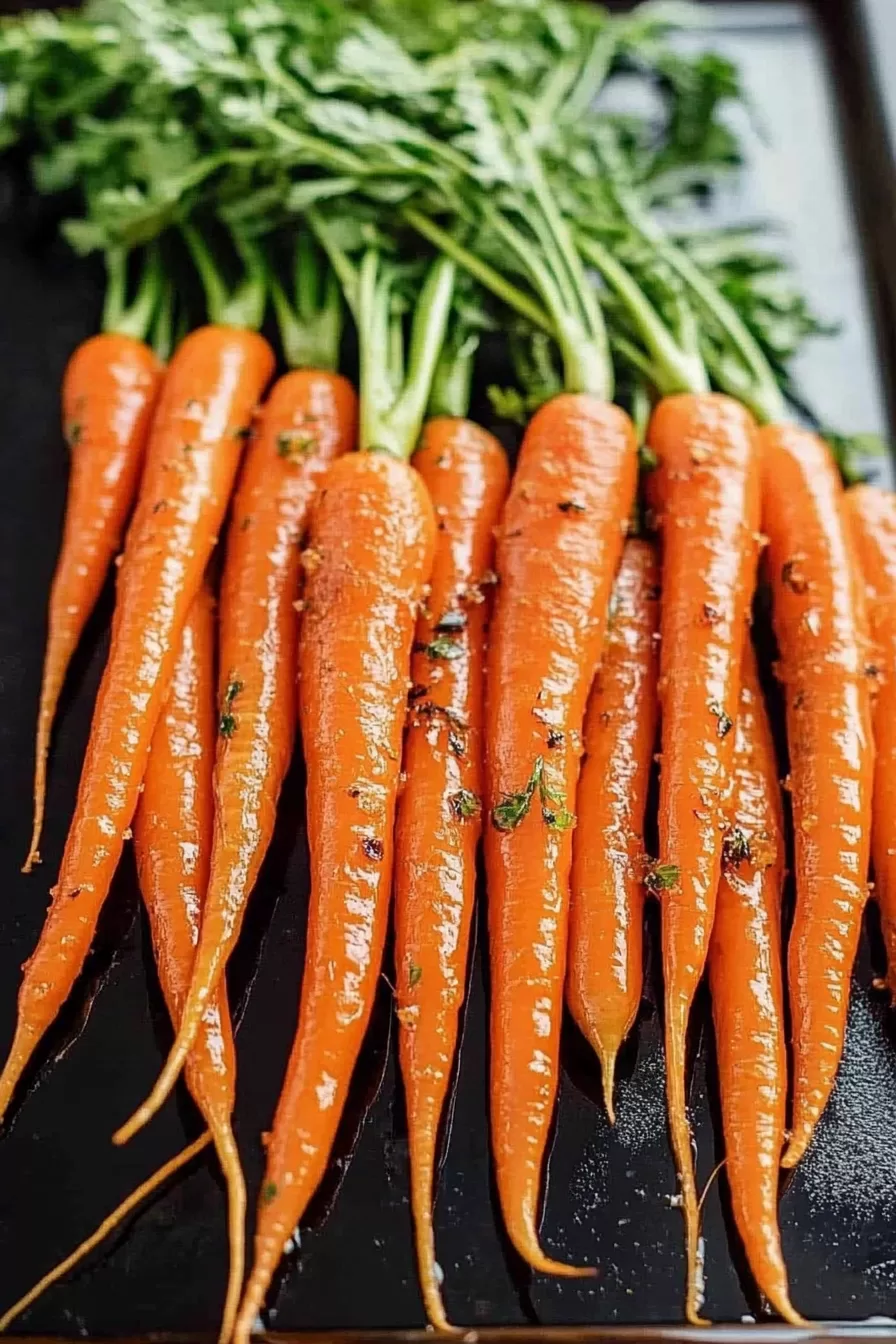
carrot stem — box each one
[102,245,163,342]
[270,233,343,372]
[182,222,267,331]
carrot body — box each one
[760,426,874,1168]
[232,452,436,1344]
[24,333,163,872]
[708,646,803,1326]
[115,369,358,1143]
[133,584,245,1344]
[0,325,274,1124]
[394,418,509,1330]
[567,537,660,1122]
[485,393,637,1276]
[843,485,896,995]
[646,392,760,1322]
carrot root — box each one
[211,1121,247,1344]
[0,1132,211,1333]
[600,1049,618,1127]
[665,1006,706,1327]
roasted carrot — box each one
[646,392,760,1322]
[566,536,660,1123]
[114,364,358,1145]
[485,393,637,1276]
[759,426,874,1167]
[231,243,453,1344]
[394,411,509,1330]
[24,250,164,872]
[132,583,246,1343]
[0,322,274,1124]
[844,484,896,995]
[708,645,803,1326]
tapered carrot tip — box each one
[600,1050,618,1126]
[21,848,40,874]
[508,1220,595,1278]
[781,1127,813,1169]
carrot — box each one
[0,319,274,1125]
[646,392,761,1322]
[394,407,509,1331]
[566,536,660,1123]
[24,249,164,872]
[759,425,874,1167]
[708,645,804,1326]
[230,242,453,1344]
[843,484,896,995]
[114,352,357,1145]
[485,393,637,1276]
[131,582,246,1343]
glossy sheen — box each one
[485,394,638,1276]
[394,418,509,1330]
[760,425,874,1168]
[233,452,435,1344]
[844,485,896,995]
[708,648,802,1326]
[0,324,274,1123]
[25,333,163,872]
[132,585,244,1343]
[647,392,760,1323]
[125,370,358,1132]
[567,538,660,1122]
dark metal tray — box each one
[1,1,896,1338]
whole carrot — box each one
[133,583,246,1344]
[759,426,873,1168]
[708,645,804,1326]
[646,392,760,1321]
[566,536,660,1122]
[231,244,453,1344]
[115,248,357,1143]
[394,400,509,1330]
[24,249,164,873]
[486,393,637,1275]
[0,311,274,1124]
[843,485,896,996]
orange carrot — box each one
[0,324,274,1124]
[708,645,804,1326]
[133,583,245,1343]
[394,415,509,1330]
[646,392,761,1322]
[759,425,874,1168]
[566,536,660,1123]
[24,328,163,873]
[485,393,637,1276]
[114,367,358,1144]
[231,243,455,1344]
[844,484,896,994]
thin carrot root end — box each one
[600,1049,618,1126]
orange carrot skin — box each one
[646,392,760,1321]
[485,393,638,1275]
[567,537,660,1117]
[233,452,435,1343]
[394,418,509,1329]
[133,583,235,1130]
[25,333,163,872]
[760,426,873,1168]
[844,485,896,996]
[708,647,803,1326]
[171,370,358,1057]
[0,326,274,1122]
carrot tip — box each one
[600,1050,618,1126]
[21,851,40,874]
[781,1128,812,1169]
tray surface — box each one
[1,1,895,1336]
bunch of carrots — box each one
[0,0,892,1336]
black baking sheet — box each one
[1,1,896,1337]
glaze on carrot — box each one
[646,392,760,1322]
[114,367,358,1144]
[760,425,874,1168]
[844,484,896,995]
[133,583,245,1344]
[485,393,637,1276]
[0,324,274,1124]
[23,331,162,873]
[394,416,509,1330]
[567,537,660,1123]
[708,645,804,1326]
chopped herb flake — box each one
[409,963,423,988]
[639,445,659,472]
[219,678,243,739]
[450,789,481,821]
[65,421,82,449]
[492,758,543,832]
[362,836,384,861]
[418,635,464,661]
[646,862,680,893]
[708,700,733,738]
[261,1181,278,1204]
[277,430,318,459]
[558,498,586,514]
[722,827,752,869]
